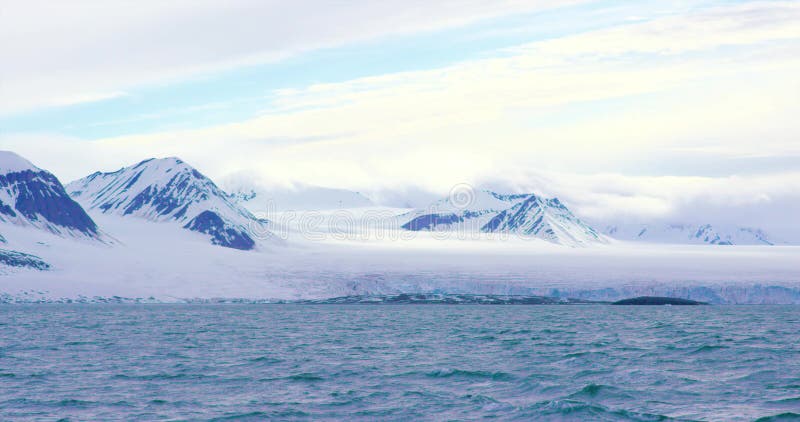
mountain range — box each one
[1,150,797,304]
[0,150,789,258]
[602,223,777,246]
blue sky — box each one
[1,0,799,228]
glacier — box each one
[2,210,799,304]
[226,182,374,213]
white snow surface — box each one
[227,182,374,212]
[1,209,799,303]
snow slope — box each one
[400,190,606,246]
[67,158,271,250]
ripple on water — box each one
[567,384,636,402]
[0,304,797,420]
[523,399,671,421]
[425,368,515,381]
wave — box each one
[285,373,324,382]
[689,344,729,354]
[209,411,306,421]
[754,413,800,421]
[112,373,214,381]
[567,383,635,401]
[425,368,515,380]
[524,399,674,421]
[248,356,283,364]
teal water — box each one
[1,305,798,421]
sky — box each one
[1,0,799,232]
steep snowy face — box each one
[67,158,267,250]
[0,151,98,237]
[602,223,777,245]
[402,190,605,246]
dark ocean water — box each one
[1,305,799,421]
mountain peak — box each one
[68,157,220,216]
[134,157,185,167]
[402,190,605,246]
[0,150,41,174]
[67,158,267,250]
[0,152,98,237]
[127,157,197,179]
[486,190,535,202]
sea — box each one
[1,305,798,421]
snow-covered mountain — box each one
[602,223,777,245]
[67,157,270,250]
[0,151,798,303]
[0,151,98,238]
[227,183,373,213]
[401,190,606,246]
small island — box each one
[612,296,708,306]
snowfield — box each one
[2,209,799,304]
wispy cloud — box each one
[1,1,798,231]
[28,1,792,179]
[0,0,584,114]
[46,91,130,108]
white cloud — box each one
[11,2,789,174]
[480,169,800,225]
[47,91,130,108]
[0,0,583,114]
[521,1,800,57]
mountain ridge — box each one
[601,223,778,246]
[401,189,606,246]
[0,151,98,238]
[66,157,269,250]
